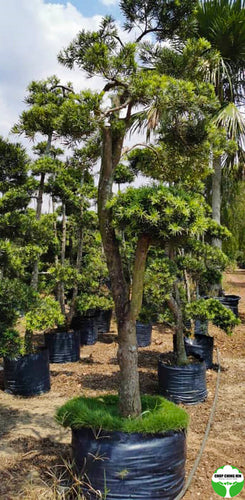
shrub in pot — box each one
[183,298,240,370]
[144,252,239,402]
[1,295,65,396]
[73,294,113,344]
[56,395,189,499]
[33,297,81,363]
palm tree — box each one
[196,0,245,248]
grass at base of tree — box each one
[56,394,189,434]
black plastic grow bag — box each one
[158,355,207,405]
[3,347,50,396]
[79,317,98,345]
[217,294,241,317]
[173,333,213,369]
[71,310,98,345]
[194,319,209,335]
[72,427,186,499]
[136,321,152,347]
[96,309,112,334]
[44,330,80,363]
[184,334,213,369]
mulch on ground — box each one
[0,271,244,499]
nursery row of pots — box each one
[2,318,152,397]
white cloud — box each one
[0,0,147,164]
[100,0,118,5]
[0,0,103,139]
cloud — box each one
[100,0,118,5]
[0,0,103,139]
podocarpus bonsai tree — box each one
[107,185,219,369]
[57,2,219,417]
[143,239,239,365]
[74,227,113,317]
[41,142,109,332]
[12,76,84,290]
[24,296,65,353]
[0,283,64,358]
[0,278,37,358]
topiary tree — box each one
[56,1,221,416]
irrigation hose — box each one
[175,348,221,500]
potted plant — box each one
[71,242,113,343]
[53,2,223,495]
[36,296,81,363]
[0,289,64,396]
[56,395,188,499]
[143,248,239,401]
[73,294,114,345]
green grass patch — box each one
[56,394,189,434]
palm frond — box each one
[213,102,245,140]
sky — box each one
[0,0,122,142]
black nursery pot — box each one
[71,310,98,345]
[3,347,50,396]
[194,319,209,335]
[79,317,98,345]
[44,330,80,363]
[96,309,112,334]
[72,427,186,500]
[158,355,207,405]
[184,334,214,369]
[136,321,152,347]
[173,333,213,369]
[217,294,241,317]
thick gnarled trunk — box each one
[98,127,149,417]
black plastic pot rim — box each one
[159,356,206,371]
[45,329,76,335]
[186,333,214,341]
[4,346,48,362]
[72,426,186,439]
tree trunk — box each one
[167,282,188,366]
[212,156,222,249]
[31,134,52,290]
[59,203,66,316]
[98,126,142,417]
[66,221,84,327]
[117,235,150,417]
[53,198,61,303]
[30,171,46,290]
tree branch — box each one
[121,143,160,158]
[130,235,151,321]
[103,99,131,117]
[136,28,163,43]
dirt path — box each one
[0,272,244,499]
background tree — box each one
[195,0,245,248]
[12,76,75,289]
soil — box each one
[0,271,245,499]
